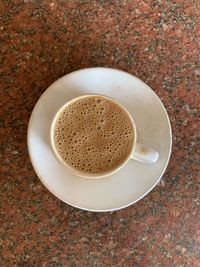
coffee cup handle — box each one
[131,143,159,163]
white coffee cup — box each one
[50,95,159,179]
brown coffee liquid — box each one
[53,96,134,175]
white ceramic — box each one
[50,94,159,179]
[27,67,172,212]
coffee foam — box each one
[53,96,134,174]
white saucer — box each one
[27,68,172,212]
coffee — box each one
[53,95,134,175]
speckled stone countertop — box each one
[0,1,200,266]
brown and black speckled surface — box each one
[0,0,200,266]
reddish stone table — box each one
[0,1,199,266]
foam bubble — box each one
[96,98,102,104]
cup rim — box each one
[50,94,137,179]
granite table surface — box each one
[0,1,200,266]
